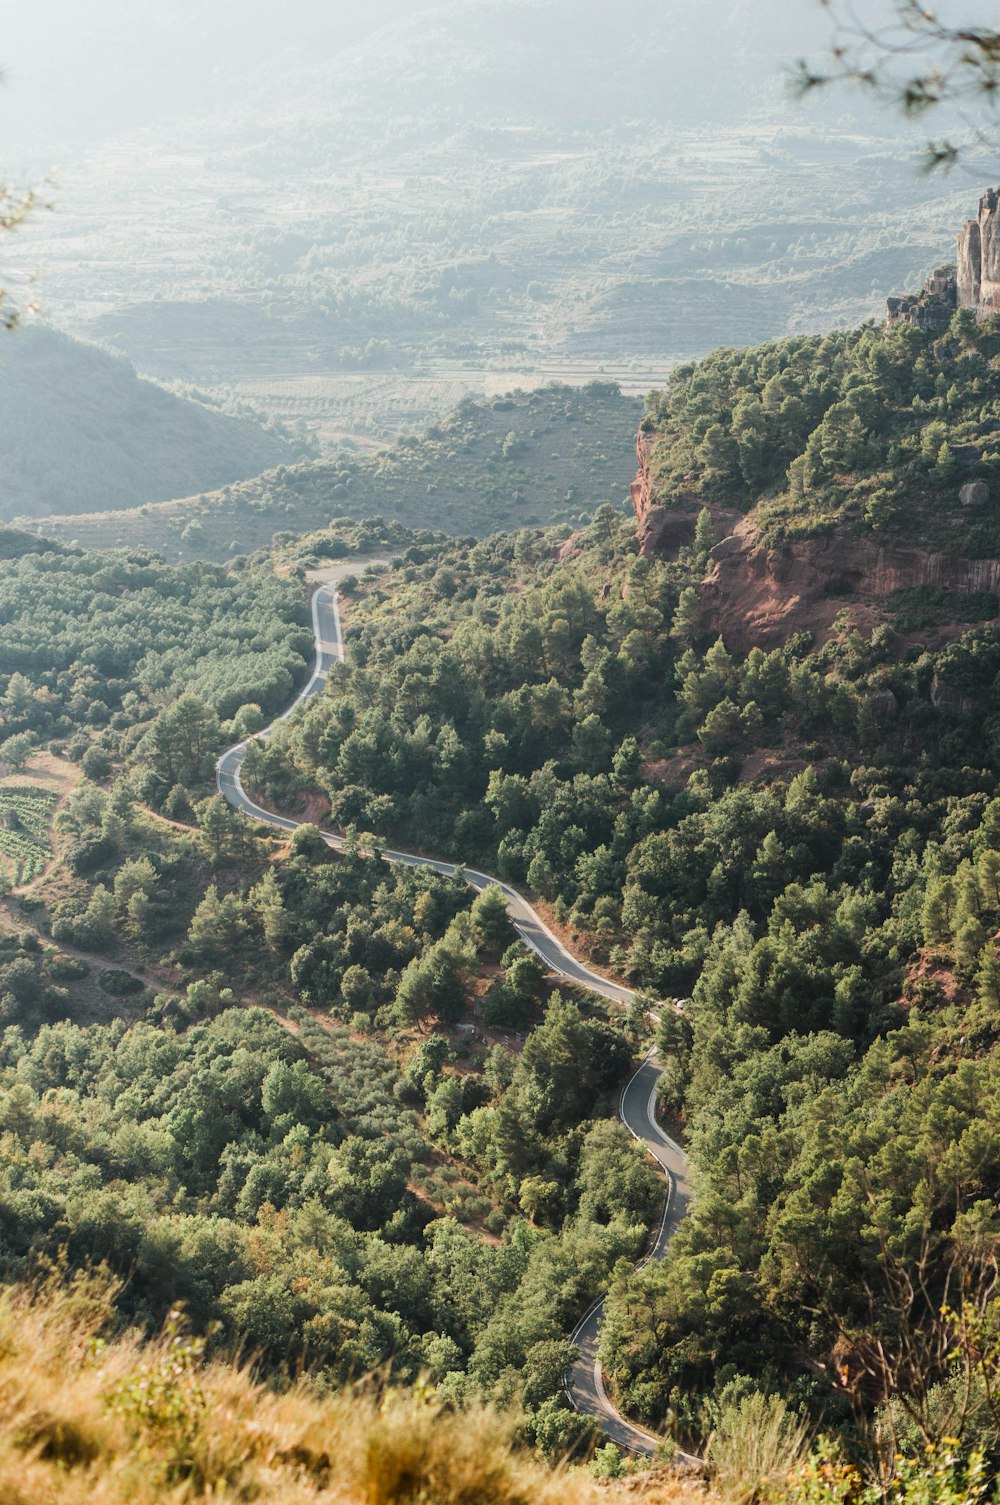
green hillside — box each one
[29,383,640,560]
[642,305,1000,556]
[9,311,1000,1492]
[0,324,302,520]
[247,485,1000,1467]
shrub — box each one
[98,968,145,997]
[49,956,90,981]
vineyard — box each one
[0,786,55,888]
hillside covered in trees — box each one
[0,325,303,520]
[28,383,640,562]
[0,524,664,1466]
[10,305,1000,1496]
[640,304,1000,560]
[224,479,1000,1472]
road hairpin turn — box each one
[216,559,699,1463]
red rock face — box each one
[629,429,658,545]
[631,409,1000,653]
[700,519,1000,651]
[630,428,704,557]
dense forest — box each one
[219,332,1000,1472]
[0,326,304,520]
[644,305,1000,558]
[9,304,1000,1501]
[0,521,661,1460]
[0,526,314,773]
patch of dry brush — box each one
[0,1275,706,1505]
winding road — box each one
[216,559,696,1462]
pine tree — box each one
[470,884,516,956]
[249,868,287,949]
[954,914,986,972]
[975,942,1000,1009]
[693,506,716,561]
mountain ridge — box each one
[0,324,301,520]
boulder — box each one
[709,534,745,562]
[959,480,989,507]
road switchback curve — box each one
[216,559,698,1464]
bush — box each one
[98,968,145,997]
[68,836,118,876]
[80,746,113,781]
[49,956,90,981]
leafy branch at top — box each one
[0,180,51,329]
[795,0,1000,169]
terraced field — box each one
[0,786,56,888]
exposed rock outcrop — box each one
[887,266,957,333]
[629,428,696,556]
[958,187,1000,314]
[886,186,1000,328]
[700,518,1000,651]
[629,427,739,558]
[960,480,990,508]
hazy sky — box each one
[0,1,437,157]
[0,0,841,163]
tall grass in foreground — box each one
[706,1394,812,1505]
[0,1275,705,1505]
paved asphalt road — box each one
[216,560,696,1462]
[566,1051,697,1462]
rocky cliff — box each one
[887,265,957,334]
[630,425,743,562]
[629,416,1000,652]
[886,186,1000,330]
[629,427,700,556]
[958,186,1000,313]
[699,519,1000,651]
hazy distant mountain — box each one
[0,326,299,520]
[0,0,850,161]
[274,0,832,128]
[5,0,970,449]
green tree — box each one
[140,694,221,789]
[248,868,287,949]
[0,731,34,771]
[470,884,516,956]
[187,884,245,957]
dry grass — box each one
[705,1394,812,1505]
[0,1275,708,1505]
